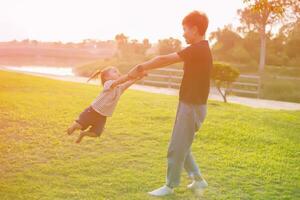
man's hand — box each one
[135,71,148,80]
[110,74,131,89]
[128,64,145,79]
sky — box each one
[0,0,245,43]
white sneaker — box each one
[148,185,174,196]
[187,180,208,196]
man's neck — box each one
[191,35,205,44]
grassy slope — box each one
[0,71,299,200]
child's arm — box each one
[111,68,147,89]
[117,74,146,91]
[118,79,137,91]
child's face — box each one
[106,68,121,80]
[182,24,198,44]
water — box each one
[2,66,74,76]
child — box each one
[67,66,145,143]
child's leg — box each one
[67,121,82,135]
[76,113,106,143]
[75,130,99,143]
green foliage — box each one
[238,0,300,72]
[210,27,258,65]
[212,62,240,82]
[210,20,300,67]
[211,62,240,103]
[115,33,151,59]
[158,37,181,55]
[285,20,300,59]
[262,75,300,102]
[72,33,153,78]
[210,25,242,52]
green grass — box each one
[0,71,299,200]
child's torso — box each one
[91,80,124,117]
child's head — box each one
[87,66,121,85]
[182,11,208,44]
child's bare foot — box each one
[67,122,82,135]
[66,127,74,135]
[75,132,85,143]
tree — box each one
[210,25,242,51]
[130,38,151,55]
[209,25,245,62]
[239,0,300,74]
[211,63,240,103]
[115,33,129,57]
[242,31,261,62]
[285,19,300,61]
[142,39,151,54]
[158,37,181,55]
[115,34,151,58]
[266,28,287,65]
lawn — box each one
[0,71,299,200]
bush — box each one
[211,62,240,102]
[261,76,300,103]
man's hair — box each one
[182,11,209,36]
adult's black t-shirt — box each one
[177,40,213,105]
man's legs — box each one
[166,102,196,188]
[148,102,194,196]
[148,102,207,196]
[184,151,202,180]
[184,105,208,196]
[184,104,207,180]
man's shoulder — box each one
[184,40,210,54]
[193,40,210,49]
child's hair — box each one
[87,66,120,85]
[182,10,208,36]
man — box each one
[112,10,213,197]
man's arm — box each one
[128,53,182,78]
[111,52,182,88]
[139,52,182,70]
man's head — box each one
[182,11,209,44]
